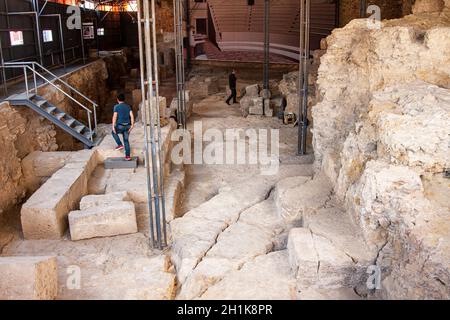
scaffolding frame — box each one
[136,0,167,249]
[298,0,310,155]
[173,0,187,129]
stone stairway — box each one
[171,167,377,300]
[6,93,97,148]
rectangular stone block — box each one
[0,256,58,300]
[69,201,138,241]
[249,97,264,115]
[20,151,97,239]
[80,191,130,210]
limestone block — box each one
[248,97,264,115]
[288,228,365,289]
[245,84,260,97]
[69,201,138,241]
[79,191,130,210]
[22,151,71,178]
[0,256,58,300]
[21,166,89,239]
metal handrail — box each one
[1,63,96,142]
[4,61,98,108]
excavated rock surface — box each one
[311,5,450,299]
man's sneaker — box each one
[115,145,124,151]
[125,156,132,161]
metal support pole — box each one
[42,14,67,70]
[143,0,166,249]
[184,0,191,69]
[151,0,168,246]
[33,1,44,65]
[8,11,43,65]
[137,0,156,247]
[80,7,86,64]
[360,0,368,18]
[298,0,310,156]
[24,66,29,98]
[32,63,37,93]
[263,0,270,91]
[0,35,7,95]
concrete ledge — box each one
[0,256,58,300]
[21,150,98,239]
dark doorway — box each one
[196,18,207,35]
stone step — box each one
[199,250,297,300]
[287,227,372,290]
[0,256,58,300]
[79,191,130,210]
[68,201,138,241]
[274,174,333,226]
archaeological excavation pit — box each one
[0,0,449,305]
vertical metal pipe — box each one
[32,2,44,65]
[185,0,191,69]
[151,0,168,246]
[173,0,181,127]
[0,35,8,95]
[297,0,305,155]
[360,0,368,18]
[300,0,310,155]
[80,7,86,64]
[58,14,66,70]
[263,0,270,90]
[32,63,37,93]
[24,66,29,98]
[137,0,156,247]
[144,0,163,249]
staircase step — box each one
[83,130,94,139]
[55,113,66,120]
[45,106,57,114]
[64,119,76,127]
[74,125,85,133]
[35,100,47,108]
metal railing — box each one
[1,61,98,142]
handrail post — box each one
[87,110,93,142]
[93,104,97,134]
[32,63,37,94]
[24,66,29,99]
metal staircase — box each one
[2,61,98,148]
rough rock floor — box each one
[172,94,367,300]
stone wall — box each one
[339,0,410,26]
[0,102,58,214]
[311,2,449,299]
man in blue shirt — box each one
[112,93,135,161]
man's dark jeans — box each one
[112,124,131,157]
[226,88,237,104]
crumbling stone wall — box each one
[339,0,410,26]
[312,2,449,299]
[0,102,58,214]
